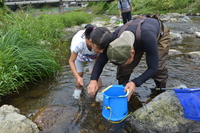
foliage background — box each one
[88,0,200,15]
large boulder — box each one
[127,91,200,133]
[0,105,39,133]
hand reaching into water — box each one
[87,80,98,97]
[76,76,84,86]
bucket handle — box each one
[102,85,112,93]
[105,106,133,123]
[104,89,129,107]
[119,89,129,97]
[103,89,130,99]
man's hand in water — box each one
[87,80,98,97]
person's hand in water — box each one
[87,80,98,97]
[76,76,84,86]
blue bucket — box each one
[102,85,129,122]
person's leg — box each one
[153,24,170,88]
[122,12,128,24]
[74,59,84,89]
[117,51,144,85]
[127,11,132,22]
[73,59,84,99]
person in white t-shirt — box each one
[69,24,102,99]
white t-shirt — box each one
[70,30,98,62]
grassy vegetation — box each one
[0,9,93,96]
[88,0,200,15]
[0,29,60,95]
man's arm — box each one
[88,51,108,97]
[90,51,108,81]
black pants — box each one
[122,11,132,24]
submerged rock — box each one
[32,105,79,132]
[187,51,200,59]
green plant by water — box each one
[88,0,200,15]
[0,10,93,96]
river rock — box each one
[110,16,118,24]
[0,105,39,133]
[32,105,79,132]
[186,51,200,59]
[170,32,183,40]
[195,32,200,38]
[160,16,170,22]
[168,49,182,56]
[167,13,183,18]
[186,27,198,34]
[182,33,195,38]
[179,16,192,23]
[127,91,200,133]
[170,18,177,23]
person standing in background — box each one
[118,0,134,24]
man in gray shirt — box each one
[118,0,134,24]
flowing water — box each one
[0,16,200,133]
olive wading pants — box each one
[117,24,170,88]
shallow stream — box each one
[0,16,200,133]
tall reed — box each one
[0,27,61,95]
[0,10,93,96]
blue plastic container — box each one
[102,85,129,121]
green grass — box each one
[0,28,61,95]
[0,10,93,96]
[89,0,200,15]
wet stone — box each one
[32,105,79,131]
